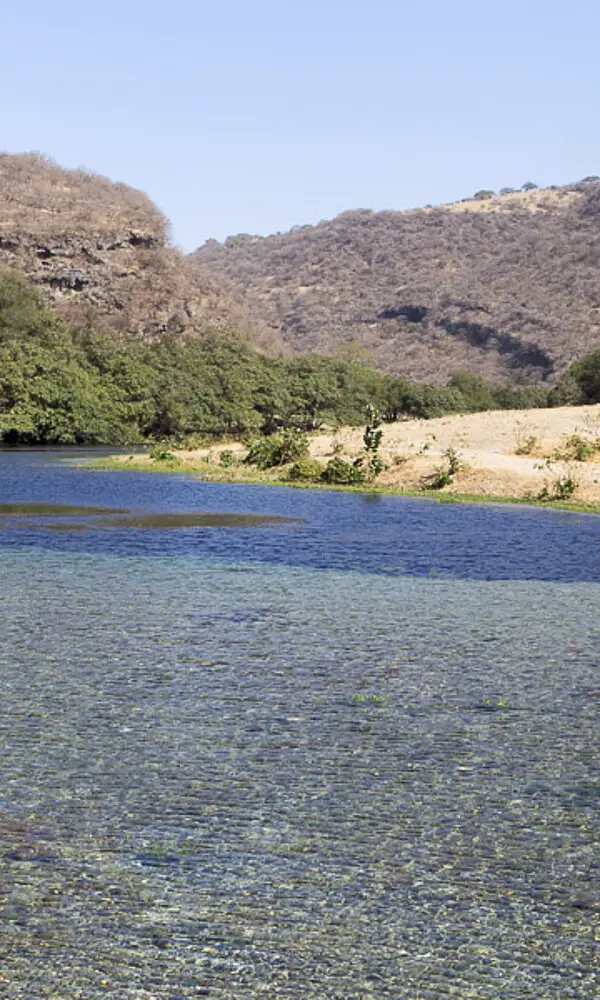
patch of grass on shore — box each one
[86,453,600,515]
[90,454,289,484]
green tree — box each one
[449,371,498,411]
[551,350,600,405]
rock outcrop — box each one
[0,153,279,350]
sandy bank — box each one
[174,405,600,504]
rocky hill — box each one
[193,182,600,384]
[0,153,280,351]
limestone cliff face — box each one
[0,153,277,349]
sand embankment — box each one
[307,405,600,501]
[175,404,600,502]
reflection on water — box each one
[0,450,599,998]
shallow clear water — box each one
[1,450,599,998]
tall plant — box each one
[362,404,385,480]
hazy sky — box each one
[2,0,599,250]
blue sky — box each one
[2,0,599,250]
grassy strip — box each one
[89,455,286,483]
[87,454,600,515]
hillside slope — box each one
[0,153,280,351]
[193,183,600,383]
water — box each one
[1,449,599,998]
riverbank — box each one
[89,403,600,513]
[93,422,600,514]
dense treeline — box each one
[549,351,600,406]
[0,270,579,447]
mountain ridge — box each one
[192,181,600,384]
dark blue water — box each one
[2,448,600,581]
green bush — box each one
[428,446,464,489]
[558,433,596,461]
[244,429,309,469]
[538,474,578,501]
[286,457,323,482]
[449,372,498,411]
[515,434,539,455]
[150,443,178,462]
[492,384,549,409]
[244,436,280,469]
[536,459,579,501]
[219,449,235,468]
[445,446,464,476]
[362,404,386,479]
[321,457,366,485]
[429,468,453,490]
[553,350,600,405]
[554,474,579,499]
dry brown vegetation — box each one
[0,152,168,239]
[193,181,600,384]
[0,153,281,352]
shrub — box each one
[538,474,578,501]
[492,385,549,409]
[219,449,235,468]
[429,467,453,490]
[553,350,600,405]
[444,446,464,476]
[286,457,323,482]
[150,442,178,461]
[515,434,539,456]
[427,446,464,489]
[536,459,579,501]
[362,404,386,479]
[552,474,578,499]
[557,433,596,462]
[244,437,278,468]
[474,190,495,200]
[277,429,310,463]
[514,421,539,455]
[321,457,366,485]
[244,429,309,469]
[450,372,497,411]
